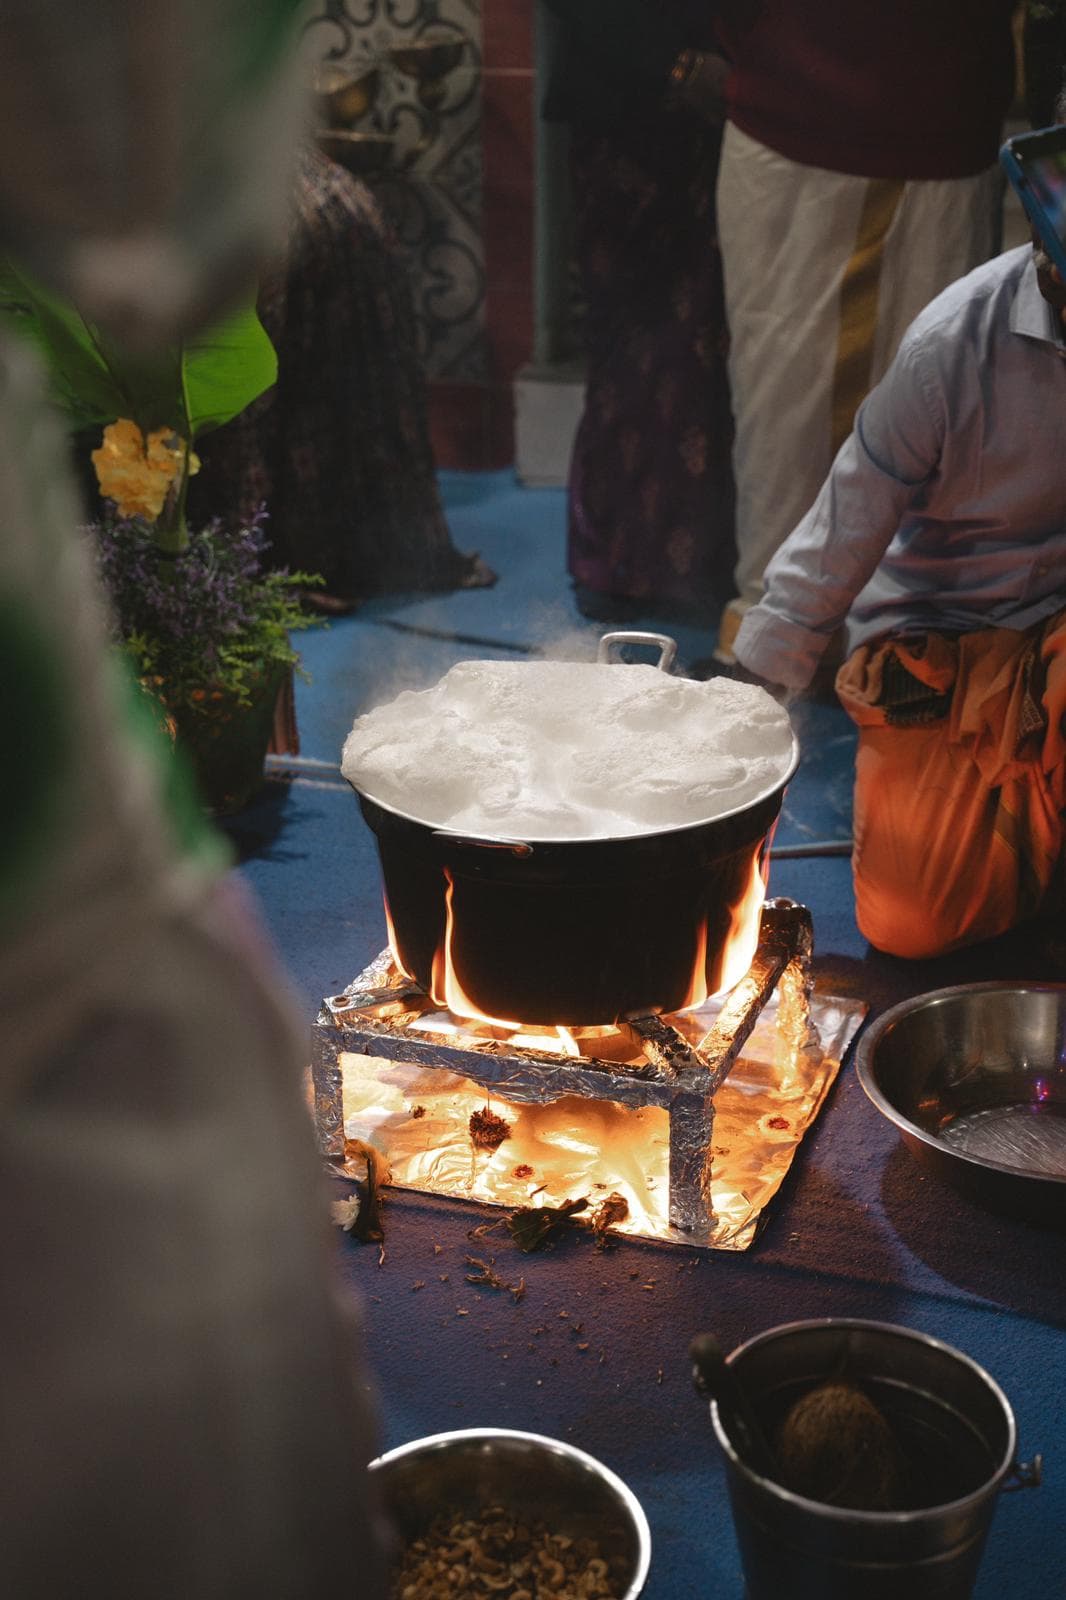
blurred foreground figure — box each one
[0,4,386,1596]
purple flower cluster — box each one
[91,507,316,708]
[97,514,260,663]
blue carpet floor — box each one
[222,471,1066,1600]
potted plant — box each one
[0,258,319,812]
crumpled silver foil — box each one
[314,955,865,1251]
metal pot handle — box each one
[431,830,534,858]
[597,631,678,673]
[1002,1455,1043,1492]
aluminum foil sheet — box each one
[318,969,865,1251]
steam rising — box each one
[341,659,795,839]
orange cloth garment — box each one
[835,612,1066,959]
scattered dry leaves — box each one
[507,1197,589,1253]
[464,1256,527,1302]
[590,1192,629,1249]
[335,1138,389,1244]
[469,1107,512,1151]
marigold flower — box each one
[91,418,200,523]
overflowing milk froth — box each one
[341,659,796,839]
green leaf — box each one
[0,255,276,440]
[182,302,277,437]
[0,258,129,427]
[89,334,183,436]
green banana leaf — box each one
[181,304,277,436]
[0,259,130,428]
[0,257,276,440]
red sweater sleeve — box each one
[718,0,1017,179]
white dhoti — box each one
[717,121,1003,615]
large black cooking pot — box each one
[349,634,800,1025]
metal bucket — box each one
[708,1320,1040,1600]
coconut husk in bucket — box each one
[775,1379,906,1510]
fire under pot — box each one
[311,901,866,1251]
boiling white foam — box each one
[341,660,796,840]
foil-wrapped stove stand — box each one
[310,900,864,1250]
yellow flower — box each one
[91,418,200,522]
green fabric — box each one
[0,593,70,921]
[233,0,309,90]
[115,657,232,874]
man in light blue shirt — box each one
[734,239,1066,958]
[735,243,1066,691]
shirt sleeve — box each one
[734,330,946,690]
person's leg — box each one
[850,719,1031,959]
[870,164,1002,390]
[844,616,1066,959]
[715,134,1001,665]
[566,119,734,615]
[716,127,883,621]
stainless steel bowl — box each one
[855,981,1066,1223]
[369,1427,651,1598]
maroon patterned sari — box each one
[567,101,735,614]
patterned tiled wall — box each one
[305,1,536,467]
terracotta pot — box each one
[170,662,290,815]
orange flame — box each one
[420,849,766,1038]
[431,868,524,1030]
[679,849,766,1011]
[678,910,710,1011]
[512,1025,581,1057]
[395,876,582,1055]
[410,1012,582,1056]
[716,849,768,996]
[383,895,414,981]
